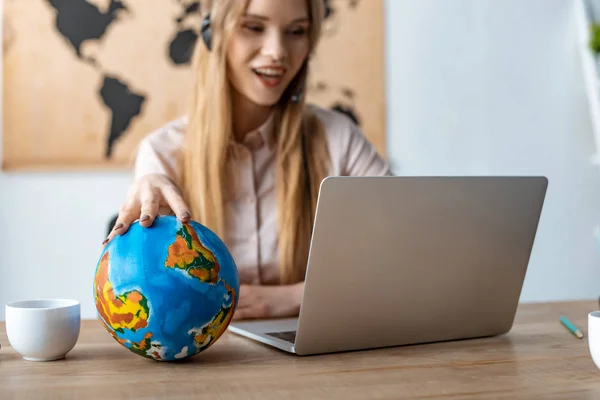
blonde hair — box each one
[180,0,330,284]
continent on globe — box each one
[125,332,154,357]
[166,223,220,283]
[188,283,237,351]
[46,0,128,64]
[94,252,149,335]
[99,75,146,158]
[95,250,166,360]
[122,332,168,360]
[168,1,202,65]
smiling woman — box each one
[105,0,391,321]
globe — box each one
[93,215,239,361]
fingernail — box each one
[181,211,190,220]
[114,223,124,231]
[102,238,109,245]
[141,214,150,222]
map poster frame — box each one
[2,0,385,171]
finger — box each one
[233,304,268,320]
[139,183,160,228]
[236,285,253,307]
[113,205,138,236]
[232,307,257,321]
[161,183,191,221]
[232,309,246,321]
[234,285,258,320]
[103,199,139,245]
[236,298,253,309]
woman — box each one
[104,0,391,320]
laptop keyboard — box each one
[266,330,297,343]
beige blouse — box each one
[134,104,391,285]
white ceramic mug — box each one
[588,311,600,369]
[5,299,81,361]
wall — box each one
[1,0,600,320]
[0,171,131,320]
[385,0,600,302]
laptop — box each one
[228,176,548,356]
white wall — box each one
[385,0,600,302]
[0,172,130,321]
[1,0,599,321]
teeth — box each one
[255,68,283,77]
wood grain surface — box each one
[1,301,599,399]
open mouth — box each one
[252,67,286,88]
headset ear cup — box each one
[201,13,212,51]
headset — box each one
[201,12,213,51]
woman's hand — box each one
[104,173,191,245]
[233,283,304,320]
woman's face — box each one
[226,0,311,107]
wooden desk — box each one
[1,301,599,399]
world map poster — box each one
[2,0,385,170]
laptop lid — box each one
[293,176,547,355]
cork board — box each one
[2,0,385,171]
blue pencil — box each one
[560,315,583,339]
